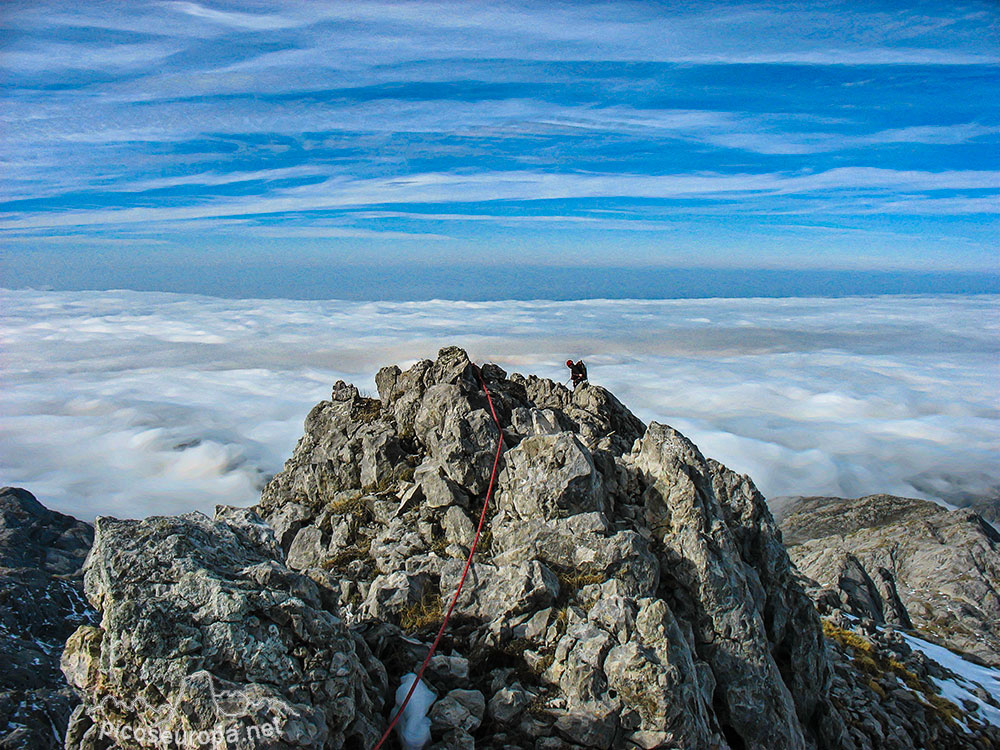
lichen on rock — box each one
[61,508,386,749]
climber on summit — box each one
[566,359,588,387]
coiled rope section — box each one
[372,364,504,750]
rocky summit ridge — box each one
[248,346,840,748]
[4,347,999,749]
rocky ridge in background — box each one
[24,346,1000,749]
[962,494,1000,527]
[776,494,1000,666]
[0,486,95,750]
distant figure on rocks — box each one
[566,359,588,387]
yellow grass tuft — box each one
[398,590,443,632]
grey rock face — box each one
[628,425,837,750]
[61,507,387,749]
[497,433,604,521]
[0,487,93,575]
[259,380,410,515]
[441,559,560,620]
[0,487,94,750]
[253,348,852,749]
[55,346,1000,749]
[778,494,1000,665]
[429,688,485,734]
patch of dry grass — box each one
[321,537,372,572]
[351,397,383,423]
[866,679,886,698]
[398,590,443,632]
[618,682,660,721]
[327,492,371,517]
[430,531,450,557]
[822,620,874,653]
[822,619,960,720]
[553,566,605,607]
[924,692,962,724]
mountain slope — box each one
[777,494,1000,666]
[0,487,94,750]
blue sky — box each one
[1,0,998,292]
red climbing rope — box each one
[372,364,505,750]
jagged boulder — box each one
[61,507,387,749]
[0,487,94,750]
[777,494,1000,665]
[497,432,604,521]
[627,424,844,750]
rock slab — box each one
[61,507,387,749]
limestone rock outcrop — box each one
[60,508,387,749]
[255,347,848,749]
[0,487,94,750]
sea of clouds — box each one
[1,288,997,520]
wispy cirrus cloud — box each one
[164,1,303,31]
[3,166,998,232]
[1,41,184,72]
[1,0,997,277]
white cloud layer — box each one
[1,289,997,520]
